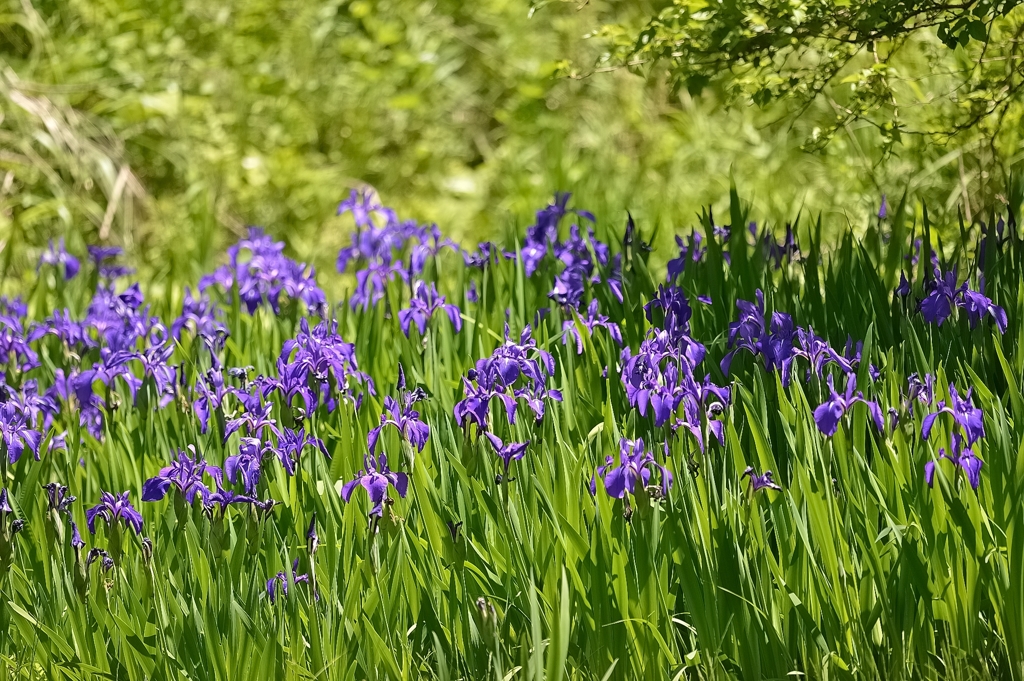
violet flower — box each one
[69,517,86,552]
[279,318,374,409]
[484,432,529,474]
[225,437,266,494]
[918,268,964,326]
[266,558,314,603]
[959,280,1008,333]
[202,485,258,515]
[42,483,76,513]
[398,280,462,336]
[273,427,328,477]
[721,290,798,384]
[813,374,884,437]
[742,466,782,492]
[142,446,223,503]
[0,403,42,464]
[86,491,144,535]
[200,228,325,314]
[369,392,429,455]
[895,272,911,298]
[225,390,279,440]
[562,299,623,354]
[341,452,409,517]
[922,383,984,447]
[590,438,673,499]
[306,515,319,555]
[172,287,228,345]
[38,238,80,279]
[454,325,560,428]
[924,432,982,490]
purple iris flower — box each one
[742,466,782,492]
[666,232,706,283]
[922,383,984,447]
[0,488,12,514]
[142,446,223,503]
[225,437,267,494]
[455,325,560,428]
[307,515,319,555]
[280,318,375,409]
[484,432,529,473]
[0,403,42,464]
[266,558,314,603]
[337,190,443,283]
[225,391,279,441]
[87,245,123,268]
[86,491,144,535]
[895,272,911,298]
[193,368,228,434]
[0,305,40,373]
[200,228,325,314]
[172,287,227,345]
[42,483,76,513]
[906,373,935,407]
[878,194,888,220]
[915,266,1007,332]
[562,299,623,353]
[463,242,505,269]
[257,360,316,416]
[918,268,965,326]
[794,327,850,379]
[350,258,404,310]
[398,280,462,336]
[31,309,93,349]
[645,285,695,348]
[69,517,86,552]
[812,374,884,437]
[959,278,1008,332]
[721,290,798,384]
[590,438,673,499]
[453,379,491,431]
[202,485,258,515]
[38,238,80,279]
[924,432,982,490]
[758,224,800,268]
[549,223,616,307]
[368,377,430,455]
[273,428,328,476]
[520,192,572,277]
[341,452,409,517]
[620,328,708,427]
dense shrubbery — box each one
[1,189,1024,679]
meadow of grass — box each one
[0,184,1023,680]
[4,0,1020,286]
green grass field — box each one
[0,185,1023,679]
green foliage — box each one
[1,189,1024,678]
[2,0,1015,287]
[579,0,1024,215]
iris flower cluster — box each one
[621,284,728,453]
[200,228,326,315]
[922,383,986,489]
[906,265,1007,332]
[454,325,561,475]
[516,193,623,308]
[336,190,458,310]
[590,437,673,500]
[455,324,562,430]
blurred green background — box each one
[1,0,1018,284]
